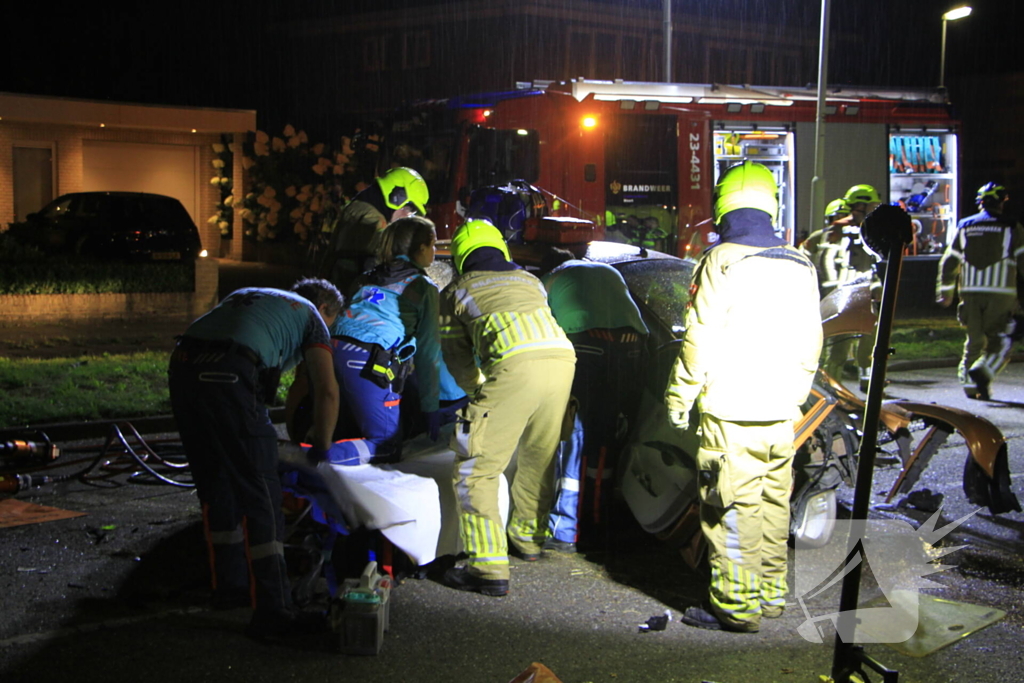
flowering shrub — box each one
[240,125,381,243]
[208,136,234,238]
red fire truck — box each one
[384,79,960,259]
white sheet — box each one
[284,425,509,566]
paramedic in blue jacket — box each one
[169,278,341,641]
[317,215,463,465]
[540,247,648,552]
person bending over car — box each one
[539,247,648,553]
[438,219,576,596]
[665,162,822,633]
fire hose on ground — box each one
[0,423,194,494]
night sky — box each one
[3,0,1016,142]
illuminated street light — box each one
[943,5,972,20]
[940,6,972,88]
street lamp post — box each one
[809,0,832,246]
[663,0,672,83]
[940,6,972,88]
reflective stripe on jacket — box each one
[938,210,1024,297]
[440,269,575,394]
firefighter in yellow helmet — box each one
[438,219,576,596]
[799,198,852,297]
[317,166,429,293]
[666,161,822,632]
[824,184,882,391]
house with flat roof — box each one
[0,92,256,260]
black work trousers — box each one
[168,348,292,615]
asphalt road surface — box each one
[1,364,1022,683]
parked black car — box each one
[25,192,203,262]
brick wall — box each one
[0,258,219,325]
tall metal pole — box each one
[663,0,672,82]
[939,17,949,88]
[809,0,831,243]
[829,205,912,683]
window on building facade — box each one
[566,30,652,81]
[620,35,645,80]
[567,31,593,79]
[706,44,748,83]
[364,35,388,71]
[594,32,618,80]
[364,31,432,72]
[648,37,664,82]
[705,43,801,85]
[402,31,431,70]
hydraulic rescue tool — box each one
[0,433,61,494]
[1,432,60,464]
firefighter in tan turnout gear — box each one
[823,184,882,391]
[799,198,853,298]
[438,219,576,596]
[937,182,1024,400]
[665,162,822,632]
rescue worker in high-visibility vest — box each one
[628,215,668,251]
[539,247,649,553]
[603,210,630,244]
[317,216,466,465]
[822,184,881,390]
[169,279,341,641]
[317,167,429,293]
[666,161,822,632]
[937,182,1024,399]
[799,198,852,298]
[439,219,576,596]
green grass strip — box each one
[0,352,296,429]
[0,351,171,429]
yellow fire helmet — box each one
[976,182,1008,206]
[843,184,881,206]
[378,167,429,215]
[712,161,779,223]
[825,198,852,223]
[450,218,510,273]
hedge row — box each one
[0,260,194,295]
[0,231,194,294]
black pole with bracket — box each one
[829,204,913,683]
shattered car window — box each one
[616,259,695,338]
[426,257,456,290]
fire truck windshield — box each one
[467,127,540,188]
